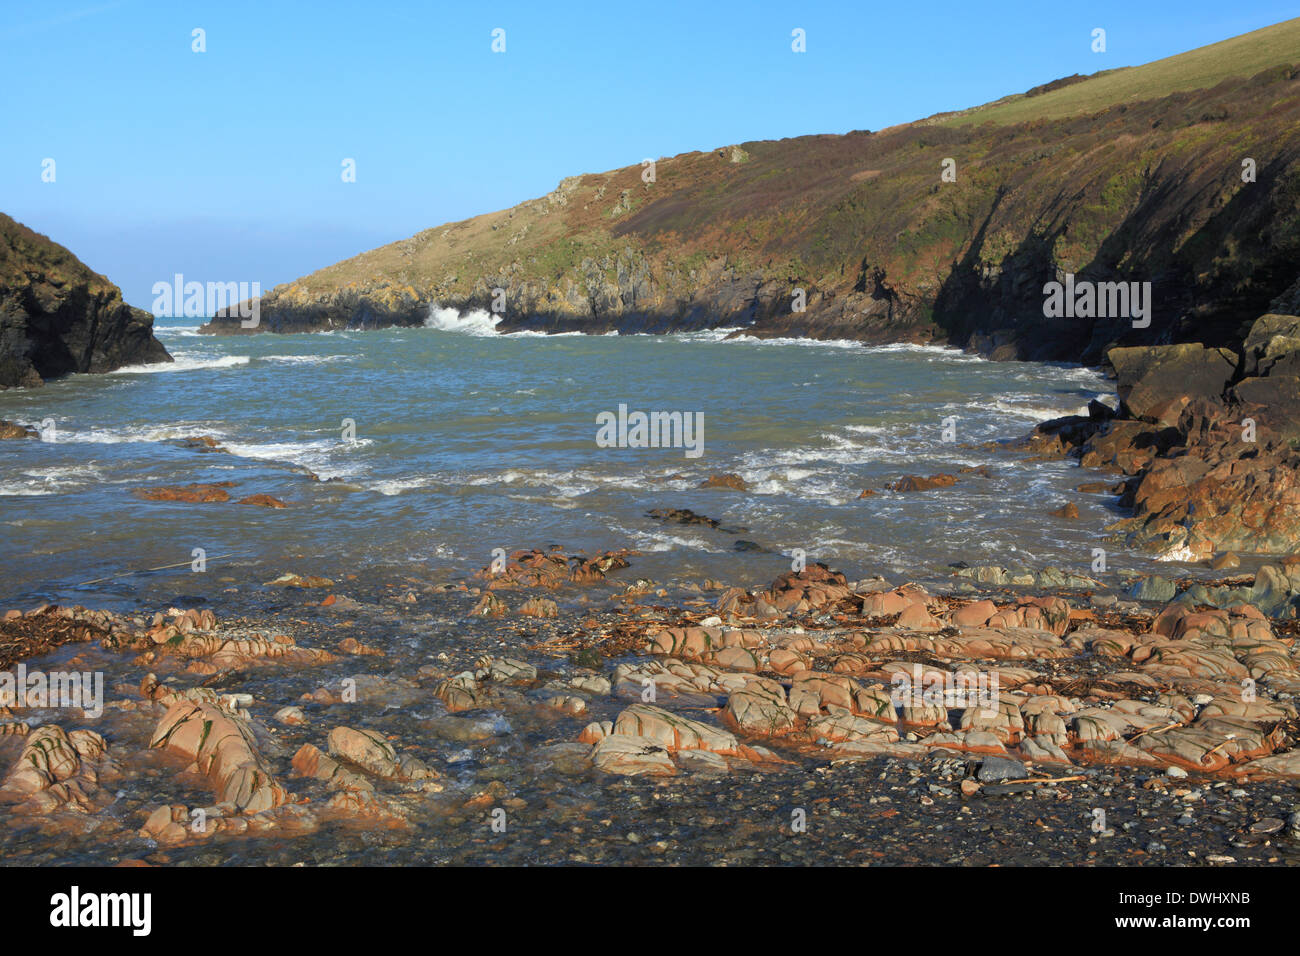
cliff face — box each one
[0,213,171,388]
[203,22,1300,364]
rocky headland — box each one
[0,212,170,389]
[202,21,1300,368]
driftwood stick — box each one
[1128,721,1182,743]
[74,551,252,586]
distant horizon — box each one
[4,0,1297,310]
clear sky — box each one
[2,0,1297,310]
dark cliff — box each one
[0,213,171,389]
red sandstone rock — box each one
[133,483,234,503]
[890,474,959,492]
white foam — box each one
[861,342,987,362]
[424,306,502,336]
[262,354,347,365]
[371,476,437,496]
[953,396,1098,422]
[460,467,656,498]
[988,399,1088,422]
[221,437,373,479]
[671,328,747,343]
[109,353,249,374]
[54,423,227,445]
[603,521,729,553]
[501,329,585,338]
[0,463,104,496]
[0,483,54,496]
[21,464,101,481]
[711,334,865,349]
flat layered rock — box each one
[612,704,739,755]
[589,734,677,776]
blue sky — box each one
[2,0,1297,310]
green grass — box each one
[944,17,1300,127]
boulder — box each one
[699,473,748,491]
[1130,575,1177,603]
[721,680,797,735]
[952,600,997,628]
[1232,374,1300,442]
[134,483,233,503]
[326,726,433,782]
[890,474,959,492]
[1108,344,1236,425]
[976,755,1026,783]
[0,420,37,439]
[238,494,287,508]
[0,725,110,813]
[589,735,677,776]
[518,597,558,618]
[434,673,483,712]
[611,703,739,755]
[1241,313,1300,377]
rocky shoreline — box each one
[8,302,1300,864]
[4,532,1300,866]
[12,264,1300,867]
[1019,311,1300,563]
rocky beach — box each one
[4,536,1300,867]
[5,306,1300,867]
[3,9,1300,909]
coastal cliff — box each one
[202,21,1300,365]
[0,212,171,389]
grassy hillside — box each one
[1,212,117,297]
[205,19,1300,364]
[942,17,1300,126]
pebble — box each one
[1249,817,1285,835]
